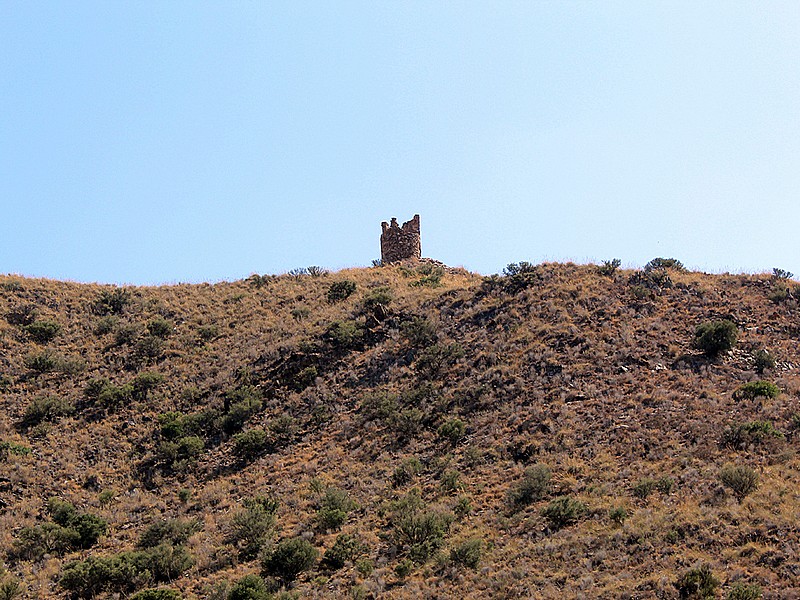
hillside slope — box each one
[0,262,798,599]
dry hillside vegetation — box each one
[0,261,799,599]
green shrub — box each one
[322,533,364,570]
[197,324,220,342]
[59,553,141,597]
[220,386,263,433]
[5,304,37,326]
[130,589,182,600]
[132,372,165,401]
[138,542,194,582]
[14,500,107,560]
[719,464,758,501]
[727,582,762,600]
[0,440,31,459]
[23,349,58,374]
[316,487,357,531]
[438,418,466,445]
[138,519,201,549]
[597,258,622,276]
[676,564,718,599]
[85,378,134,409]
[450,538,482,569]
[767,283,792,303]
[415,343,464,377]
[609,506,628,525]
[293,365,317,391]
[147,318,173,338]
[733,381,780,401]
[325,320,365,350]
[508,464,551,510]
[227,497,278,560]
[0,578,22,600]
[233,429,273,459]
[261,538,318,582]
[694,320,738,356]
[772,267,794,280]
[95,288,132,315]
[541,496,588,530]
[326,280,357,303]
[631,478,656,499]
[401,317,438,348]
[394,558,413,578]
[721,421,783,449]
[157,436,204,470]
[23,320,61,343]
[19,395,75,428]
[361,287,393,313]
[392,457,423,487]
[228,574,272,600]
[388,490,454,563]
[753,349,776,374]
[645,257,685,272]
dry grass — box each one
[0,262,798,598]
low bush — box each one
[392,457,423,487]
[228,574,272,600]
[719,464,758,501]
[401,316,438,348]
[59,544,193,597]
[752,349,776,374]
[597,258,622,276]
[95,288,131,315]
[261,537,318,582]
[326,280,356,303]
[146,318,173,339]
[449,538,482,569]
[325,320,365,351]
[508,464,551,510]
[727,582,763,600]
[130,589,182,600]
[226,497,278,560]
[645,257,685,272]
[675,564,718,599]
[693,320,738,356]
[541,496,588,530]
[388,490,454,563]
[138,519,201,549]
[415,343,464,377]
[721,421,783,449]
[316,487,357,532]
[438,418,466,445]
[733,381,779,401]
[233,429,273,459]
[5,304,37,326]
[23,320,61,343]
[322,533,364,570]
[19,395,75,428]
[13,499,107,560]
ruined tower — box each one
[380,214,421,264]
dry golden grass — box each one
[0,262,799,598]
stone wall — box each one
[380,214,421,263]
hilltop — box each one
[0,261,798,599]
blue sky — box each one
[2,2,799,284]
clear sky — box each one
[2,2,799,284]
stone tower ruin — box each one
[380,214,421,264]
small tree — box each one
[694,320,738,356]
[261,538,318,582]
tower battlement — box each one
[380,214,421,263]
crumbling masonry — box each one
[380,214,421,263]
